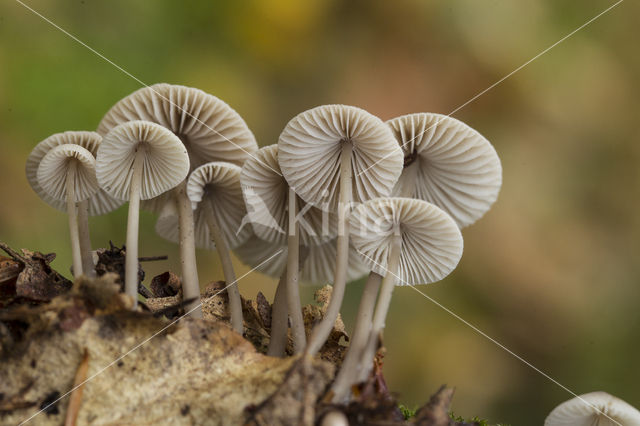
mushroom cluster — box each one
[26,85,503,402]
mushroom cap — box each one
[278,105,404,211]
[545,392,640,426]
[388,113,502,228]
[301,237,369,285]
[37,144,98,202]
[186,161,251,249]
[350,197,463,285]
[241,144,338,246]
[97,83,258,169]
[233,231,367,285]
[98,84,258,214]
[25,131,124,215]
[96,120,189,200]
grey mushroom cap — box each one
[37,144,98,203]
[233,231,367,284]
[96,121,190,200]
[545,392,640,426]
[186,161,251,249]
[26,131,124,215]
[278,105,404,211]
[97,83,258,213]
[350,197,463,285]
[241,144,338,246]
[388,113,502,228]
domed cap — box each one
[388,113,502,228]
[350,197,463,285]
[241,144,337,246]
[26,131,124,215]
[97,83,258,169]
[186,161,251,249]
[37,144,98,202]
[233,232,367,285]
[545,392,640,426]
[278,105,403,211]
[96,120,189,200]
[233,232,287,278]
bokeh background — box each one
[1,1,639,424]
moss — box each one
[398,404,418,420]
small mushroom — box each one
[96,120,189,309]
[36,144,99,277]
[332,197,463,401]
[26,131,124,275]
[545,391,640,426]
[278,105,403,356]
[241,144,337,352]
[388,113,502,228]
[97,84,258,315]
[187,161,249,333]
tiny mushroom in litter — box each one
[26,131,124,276]
[331,197,463,401]
[241,144,337,352]
[36,144,99,277]
[96,120,189,309]
[278,104,403,356]
[545,391,640,426]
[98,83,257,316]
[186,161,250,333]
[388,113,502,228]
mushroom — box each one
[26,131,124,275]
[97,83,258,316]
[278,105,403,356]
[388,113,502,228]
[545,391,640,426]
[186,161,250,333]
[96,120,189,309]
[332,197,463,401]
[241,144,337,352]
[36,144,99,277]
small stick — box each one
[64,349,90,426]
[137,255,168,262]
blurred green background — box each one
[1,1,639,424]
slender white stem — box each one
[357,231,402,382]
[125,148,145,308]
[77,199,95,277]
[330,271,383,402]
[66,161,83,278]
[267,270,288,357]
[287,188,307,353]
[205,197,242,332]
[305,142,353,356]
[175,182,203,318]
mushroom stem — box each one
[66,161,83,278]
[305,142,353,356]
[175,182,203,318]
[124,147,145,307]
[287,188,306,353]
[77,199,95,277]
[329,271,383,402]
[205,197,243,333]
[267,269,289,357]
[357,231,402,382]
